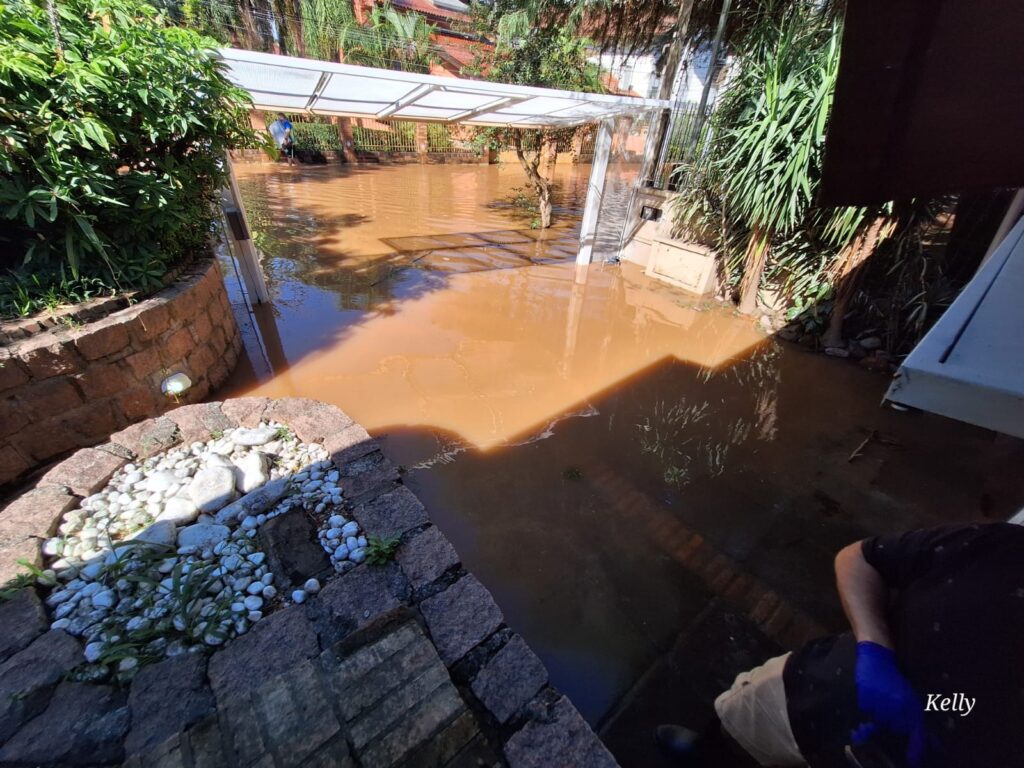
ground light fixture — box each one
[160,372,193,402]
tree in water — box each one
[465,4,604,228]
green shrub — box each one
[289,121,342,152]
[0,0,260,317]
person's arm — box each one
[834,541,893,649]
[839,539,927,765]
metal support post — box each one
[221,157,271,305]
[577,120,614,265]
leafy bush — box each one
[0,0,260,317]
[289,121,343,152]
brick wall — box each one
[0,257,242,488]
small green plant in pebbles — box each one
[365,536,401,566]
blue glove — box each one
[855,641,923,733]
[853,641,929,766]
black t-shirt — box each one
[783,523,1024,768]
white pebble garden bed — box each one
[39,421,368,677]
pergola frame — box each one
[216,48,670,303]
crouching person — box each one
[656,523,1024,767]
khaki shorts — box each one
[714,652,806,767]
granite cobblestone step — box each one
[0,398,617,768]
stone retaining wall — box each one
[0,398,619,768]
[0,258,242,489]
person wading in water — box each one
[268,113,295,166]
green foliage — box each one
[365,535,401,566]
[672,1,872,311]
[0,271,112,318]
[179,0,239,42]
[463,2,604,93]
[0,561,41,600]
[338,2,437,72]
[0,0,260,318]
[289,120,343,152]
[706,2,842,237]
[301,0,354,61]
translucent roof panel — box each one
[218,48,670,127]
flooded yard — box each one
[221,161,1024,766]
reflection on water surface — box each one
[221,163,1024,761]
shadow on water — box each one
[216,162,1024,767]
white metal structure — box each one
[218,48,669,128]
[216,48,669,290]
[886,214,1024,438]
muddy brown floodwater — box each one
[220,162,1024,767]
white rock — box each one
[247,610,263,622]
[349,548,366,563]
[84,642,105,663]
[303,578,320,594]
[240,516,258,531]
[341,522,360,537]
[131,521,177,548]
[177,523,231,551]
[188,468,237,514]
[345,536,359,551]
[246,582,263,595]
[333,545,349,561]
[145,470,179,493]
[80,562,104,581]
[51,618,71,630]
[92,590,116,609]
[205,453,234,469]
[291,590,306,604]
[243,595,263,611]
[157,496,200,526]
[262,585,277,599]
[246,553,265,566]
[232,426,276,447]
[118,657,139,672]
[326,528,342,540]
[232,452,269,494]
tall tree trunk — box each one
[640,0,696,186]
[536,184,553,229]
[737,227,769,314]
[822,216,895,348]
[541,134,557,181]
[515,132,553,229]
